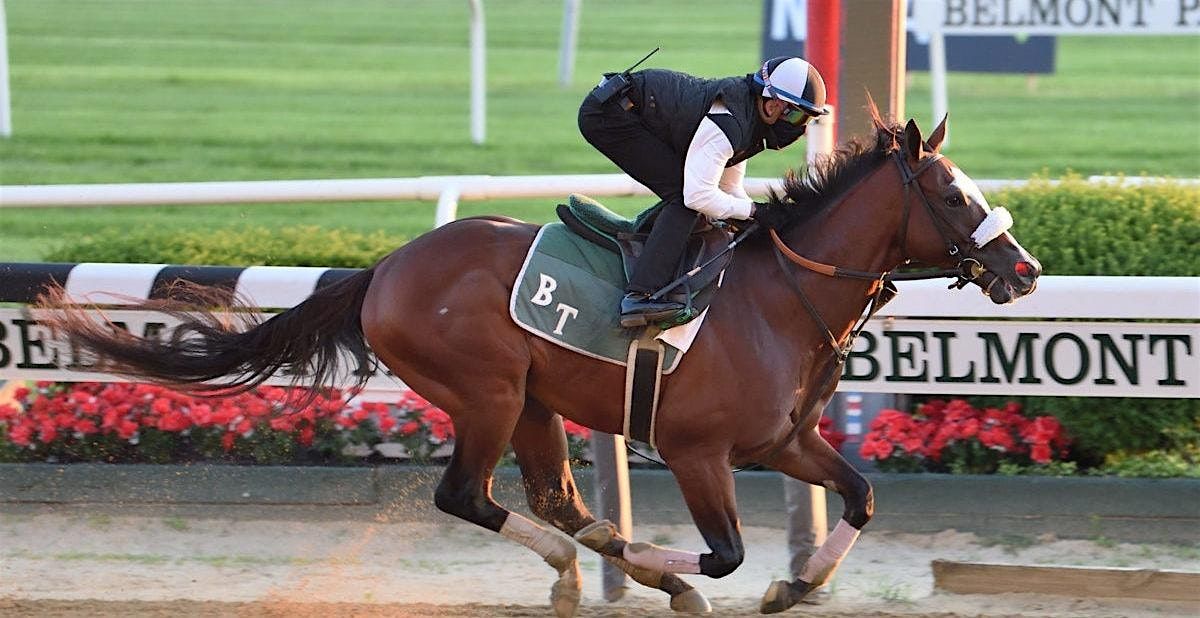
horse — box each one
[40,112,1040,616]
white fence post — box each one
[592,432,633,601]
[558,0,581,87]
[435,186,460,227]
[0,0,12,138]
[806,105,835,164]
[929,28,948,147]
[468,0,486,145]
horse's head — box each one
[893,117,1041,304]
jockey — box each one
[578,56,829,327]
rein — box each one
[767,149,986,289]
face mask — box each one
[764,120,807,150]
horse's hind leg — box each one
[510,398,711,613]
[428,397,583,618]
[360,219,582,615]
[759,428,874,614]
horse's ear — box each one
[903,119,922,160]
[866,91,887,131]
[926,115,948,152]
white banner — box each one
[0,309,404,391]
[840,319,1199,398]
[909,0,1200,35]
[1,309,1196,398]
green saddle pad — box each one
[510,223,684,373]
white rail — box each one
[0,174,1038,228]
[2,175,1194,228]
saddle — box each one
[555,194,734,323]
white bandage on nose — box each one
[970,206,1013,248]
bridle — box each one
[767,147,988,360]
[891,149,989,291]
[753,146,992,470]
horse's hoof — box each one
[574,519,614,547]
[550,560,583,618]
[574,519,623,554]
[669,588,712,613]
[758,580,795,614]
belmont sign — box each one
[0,309,402,391]
[1,309,1195,399]
[909,0,1200,35]
[843,319,1197,398]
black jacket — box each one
[630,69,767,167]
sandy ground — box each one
[1,506,1197,618]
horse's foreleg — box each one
[646,453,745,579]
[759,427,874,614]
[510,401,711,613]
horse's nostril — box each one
[1015,261,1035,277]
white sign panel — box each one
[0,309,404,391]
[839,319,1199,398]
[910,0,1200,35]
[2,310,1197,399]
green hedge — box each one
[965,177,1199,473]
[46,178,1199,274]
[45,226,404,268]
[963,395,1198,471]
[996,175,1199,276]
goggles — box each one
[780,104,815,126]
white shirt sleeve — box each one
[682,112,755,221]
[719,160,750,200]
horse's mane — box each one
[757,105,905,238]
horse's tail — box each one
[40,267,378,397]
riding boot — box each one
[620,201,700,328]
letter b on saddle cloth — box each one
[509,194,734,447]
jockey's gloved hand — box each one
[749,201,791,231]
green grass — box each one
[0,0,1197,262]
[979,532,1037,555]
[52,551,172,565]
[864,578,914,603]
[162,516,189,532]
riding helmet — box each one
[753,57,830,116]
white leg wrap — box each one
[500,512,577,572]
[797,519,860,586]
[623,542,702,574]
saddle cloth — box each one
[510,223,685,372]
[508,195,732,373]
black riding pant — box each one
[578,92,701,294]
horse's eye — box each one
[946,194,964,207]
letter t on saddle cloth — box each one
[511,194,734,447]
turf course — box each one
[0,0,1197,261]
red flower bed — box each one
[859,399,1070,473]
[2,381,837,467]
[818,417,847,452]
[0,382,591,465]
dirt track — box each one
[0,599,1029,617]
[1,507,1197,617]
[2,598,1195,618]
[0,599,1101,617]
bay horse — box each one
[42,113,1040,616]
